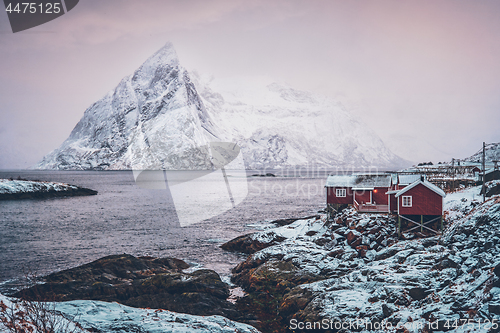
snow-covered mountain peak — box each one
[36,43,408,171]
[131,42,180,88]
[36,42,218,170]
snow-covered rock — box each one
[35,43,406,170]
[483,180,500,197]
[56,300,261,333]
[0,179,77,194]
[0,294,261,333]
[443,185,483,224]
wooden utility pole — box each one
[398,215,401,238]
[451,158,455,192]
[482,142,486,203]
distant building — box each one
[471,166,481,174]
[484,168,500,183]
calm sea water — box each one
[0,170,327,293]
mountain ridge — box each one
[463,142,500,163]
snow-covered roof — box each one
[395,179,446,198]
[398,174,424,185]
[325,175,356,187]
[353,174,392,188]
[325,173,391,188]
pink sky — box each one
[1,0,499,168]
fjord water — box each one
[0,170,326,293]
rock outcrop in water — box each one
[222,187,500,333]
[0,179,97,200]
[14,254,241,321]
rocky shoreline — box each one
[219,187,500,333]
[5,186,500,333]
[0,178,97,200]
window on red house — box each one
[402,196,412,207]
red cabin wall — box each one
[389,194,397,213]
[398,184,442,216]
[353,188,390,205]
[326,187,353,205]
[353,190,371,204]
[372,187,389,205]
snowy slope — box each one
[463,142,500,163]
[194,74,407,169]
[36,43,407,171]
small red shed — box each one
[325,175,355,206]
[394,177,446,235]
[395,177,445,216]
[471,166,481,174]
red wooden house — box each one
[326,173,392,213]
[326,173,446,235]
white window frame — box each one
[402,196,412,207]
[336,188,346,197]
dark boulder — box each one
[221,232,286,254]
[408,287,431,300]
[14,254,241,320]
